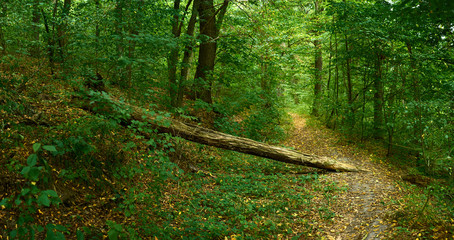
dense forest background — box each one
[0,0,453,239]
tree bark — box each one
[177,0,199,107]
[153,117,362,172]
[345,36,353,120]
[168,0,182,107]
[193,0,217,104]
[373,52,384,139]
[312,39,323,116]
[113,0,125,84]
[77,92,363,172]
[126,1,143,88]
[94,0,101,72]
[31,0,41,57]
[57,0,71,63]
[406,42,427,169]
[41,3,58,75]
[311,0,323,117]
[0,0,7,55]
[192,0,229,104]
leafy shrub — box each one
[214,93,287,142]
[390,182,454,239]
[1,143,65,239]
[48,113,127,183]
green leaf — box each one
[124,142,136,150]
[37,225,44,232]
[108,231,118,240]
[43,145,57,152]
[42,190,59,198]
[107,220,122,240]
[38,193,51,207]
[21,166,31,176]
[33,143,42,152]
[10,229,18,239]
[53,225,67,232]
[14,197,21,205]
[21,188,31,196]
[76,229,84,240]
[0,197,9,208]
[46,224,67,240]
[27,154,38,167]
[46,229,57,240]
[54,232,65,240]
[28,167,41,181]
[146,139,156,147]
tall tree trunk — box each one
[344,35,354,127]
[406,42,427,170]
[114,0,125,84]
[327,27,339,129]
[126,29,136,88]
[361,67,367,140]
[193,0,217,104]
[0,0,7,56]
[385,81,395,156]
[41,1,59,75]
[311,0,323,117]
[193,0,229,104]
[327,26,332,98]
[57,0,71,64]
[312,39,323,116]
[340,0,353,127]
[31,0,41,57]
[94,0,101,73]
[168,0,182,107]
[333,31,340,129]
[373,52,384,139]
[177,0,199,107]
[126,0,143,88]
[215,0,229,37]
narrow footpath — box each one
[284,113,405,239]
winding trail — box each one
[284,113,404,239]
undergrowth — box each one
[388,180,454,239]
[384,146,454,239]
[148,150,340,239]
[1,56,342,239]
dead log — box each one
[77,91,363,172]
[151,118,362,172]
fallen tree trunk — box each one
[161,121,361,172]
[78,91,363,172]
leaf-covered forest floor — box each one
[284,114,454,239]
[284,113,404,239]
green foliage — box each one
[242,103,286,142]
[45,224,67,240]
[213,93,287,142]
[145,152,339,239]
[390,181,454,239]
[106,220,139,240]
[1,143,65,239]
[49,111,126,184]
[317,0,454,176]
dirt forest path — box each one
[283,113,405,239]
